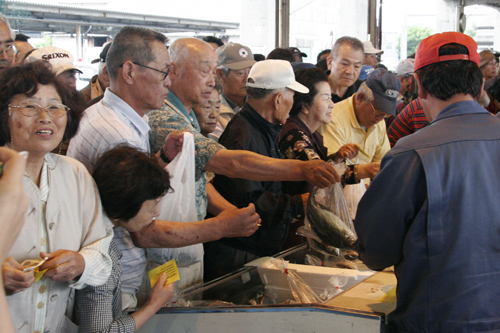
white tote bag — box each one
[146,132,204,291]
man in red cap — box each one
[355,32,500,332]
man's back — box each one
[356,101,500,332]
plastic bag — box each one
[297,161,358,260]
[270,258,322,304]
[147,132,204,292]
[304,254,357,270]
[319,274,350,302]
[343,182,366,220]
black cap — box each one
[91,43,111,64]
[287,47,307,58]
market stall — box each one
[137,244,397,333]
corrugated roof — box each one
[3,0,239,35]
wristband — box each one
[159,146,171,163]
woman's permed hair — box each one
[0,61,84,145]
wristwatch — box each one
[159,146,171,163]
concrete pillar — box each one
[240,0,276,56]
[75,25,82,61]
[436,0,458,32]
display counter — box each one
[137,244,397,333]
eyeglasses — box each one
[486,59,499,67]
[369,102,390,118]
[120,62,170,80]
[0,43,16,57]
[9,101,69,118]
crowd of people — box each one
[0,10,500,333]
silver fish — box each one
[306,190,357,249]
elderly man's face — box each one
[355,96,388,129]
[481,59,499,81]
[57,70,78,92]
[364,53,379,68]
[328,43,364,88]
[0,24,15,71]
[135,41,172,111]
[272,88,295,125]
[177,44,217,105]
[219,67,251,101]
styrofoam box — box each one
[245,257,375,302]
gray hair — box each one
[218,66,230,76]
[356,82,374,103]
[246,86,284,100]
[106,26,167,80]
[169,37,211,65]
[0,14,15,40]
[331,36,364,60]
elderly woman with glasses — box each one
[0,61,111,332]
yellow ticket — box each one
[148,259,180,287]
[34,264,59,282]
[34,267,49,282]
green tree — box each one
[465,23,477,39]
[406,25,434,56]
[35,34,53,48]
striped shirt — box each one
[387,98,429,147]
[67,88,150,307]
[67,88,150,173]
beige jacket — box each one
[6,153,111,333]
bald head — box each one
[168,38,218,110]
[169,37,214,65]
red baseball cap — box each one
[414,32,480,71]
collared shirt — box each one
[67,88,150,173]
[221,92,241,113]
[147,92,224,221]
[318,95,390,182]
[67,88,149,307]
[331,79,363,103]
[165,91,200,130]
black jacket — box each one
[211,103,304,256]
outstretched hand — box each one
[302,160,340,188]
[218,203,261,238]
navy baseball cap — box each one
[365,68,401,116]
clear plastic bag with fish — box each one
[297,161,358,259]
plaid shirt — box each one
[76,241,136,333]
